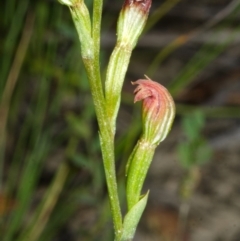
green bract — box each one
[126,77,175,210]
[105,0,152,134]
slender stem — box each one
[19,162,69,241]
[92,0,103,66]
[83,60,123,240]
[89,0,123,237]
[0,12,35,190]
[68,1,123,238]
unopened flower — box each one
[132,76,175,145]
[105,0,152,133]
[59,0,93,58]
[117,0,152,48]
[58,0,75,6]
[126,77,175,209]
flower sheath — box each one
[126,76,175,210]
[105,0,152,135]
[133,77,175,145]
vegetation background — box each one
[1,0,240,240]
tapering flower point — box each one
[132,76,175,145]
[118,0,152,48]
[123,0,152,13]
[60,0,92,58]
[58,0,75,6]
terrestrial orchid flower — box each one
[126,76,175,212]
[105,0,152,135]
[132,76,175,145]
[58,0,176,240]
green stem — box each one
[92,0,102,65]
[19,162,69,241]
[83,60,123,240]
[0,12,35,190]
[69,1,123,238]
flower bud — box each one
[126,77,175,210]
[58,0,75,6]
[117,0,152,48]
[59,0,93,58]
[132,76,175,145]
[105,0,152,134]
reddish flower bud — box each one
[105,0,152,134]
[58,0,76,6]
[122,0,152,14]
[132,76,175,145]
[117,0,152,48]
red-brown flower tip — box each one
[132,78,170,121]
[123,0,152,14]
[132,76,175,144]
[117,0,151,48]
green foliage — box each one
[0,0,110,240]
[121,192,149,241]
[1,0,239,240]
[178,111,212,169]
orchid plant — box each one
[58,0,175,240]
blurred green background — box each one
[1,0,240,240]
